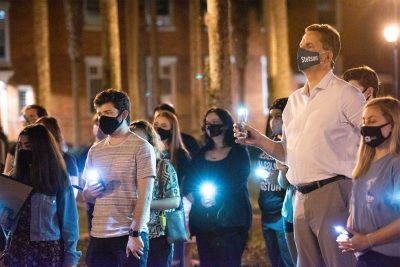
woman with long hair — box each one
[36,116,79,197]
[4,124,80,267]
[153,110,191,267]
[337,96,400,267]
[130,120,180,267]
[153,111,190,186]
[183,107,252,267]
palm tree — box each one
[189,0,205,133]
[150,0,160,109]
[124,0,142,120]
[33,0,51,107]
[206,0,231,110]
[63,0,84,148]
[231,0,249,105]
[100,0,121,90]
[264,0,291,104]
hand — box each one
[83,183,105,201]
[337,228,370,253]
[233,124,263,146]
[201,196,215,208]
[126,236,144,259]
[276,161,288,172]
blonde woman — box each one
[130,120,180,267]
[338,96,400,266]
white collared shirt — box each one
[282,70,365,185]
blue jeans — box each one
[147,235,173,267]
[86,233,149,267]
[262,218,294,267]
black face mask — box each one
[297,48,327,71]
[98,113,124,135]
[18,149,32,166]
[360,122,391,148]
[206,124,224,138]
[157,128,172,141]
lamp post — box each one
[384,25,399,98]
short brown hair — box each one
[305,24,341,66]
[343,65,380,97]
[93,89,131,124]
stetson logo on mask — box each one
[297,48,328,71]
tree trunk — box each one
[150,0,160,108]
[206,0,231,110]
[231,0,249,105]
[125,0,142,120]
[189,0,204,133]
[264,0,291,105]
[33,0,51,107]
[64,0,84,148]
[100,0,121,90]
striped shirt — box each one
[83,133,156,238]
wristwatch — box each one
[128,229,140,237]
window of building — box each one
[145,0,175,31]
[85,57,102,114]
[0,81,7,133]
[17,85,34,116]
[145,56,177,116]
[0,2,10,65]
[84,0,101,30]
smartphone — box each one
[237,107,248,139]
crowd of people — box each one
[0,22,399,267]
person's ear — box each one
[366,87,373,99]
[120,110,129,121]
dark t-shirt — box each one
[184,144,252,234]
[258,151,286,223]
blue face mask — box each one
[297,48,327,71]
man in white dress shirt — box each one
[235,24,364,267]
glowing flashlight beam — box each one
[86,169,100,185]
[256,167,270,178]
[200,182,216,198]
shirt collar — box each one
[301,70,334,96]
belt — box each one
[295,175,346,194]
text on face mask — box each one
[301,55,319,63]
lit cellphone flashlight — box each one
[237,107,248,139]
[256,167,270,179]
[200,182,216,200]
[335,225,353,242]
[85,169,106,189]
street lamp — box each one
[384,24,399,98]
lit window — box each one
[146,0,175,31]
[84,0,100,30]
[145,56,177,115]
[85,57,102,114]
[0,3,10,65]
[17,86,34,116]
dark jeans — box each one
[262,219,294,267]
[147,235,173,267]
[172,240,184,267]
[356,250,400,267]
[86,233,149,267]
[86,202,94,232]
[196,228,248,267]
